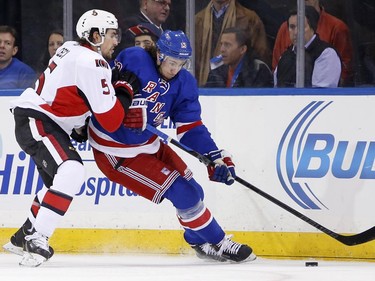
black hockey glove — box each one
[112,67,140,95]
[113,80,134,112]
[111,66,121,83]
[70,117,89,143]
[112,69,140,112]
[119,70,140,95]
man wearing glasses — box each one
[140,0,171,29]
[120,0,172,50]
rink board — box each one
[1,88,375,259]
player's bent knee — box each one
[52,160,85,197]
[188,178,205,201]
[164,177,204,209]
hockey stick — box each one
[146,124,375,246]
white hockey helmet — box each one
[76,9,118,46]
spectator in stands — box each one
[195,0,270,87]
[274,6,341,88]
[36,30,64,75]
[127,23,161,49]
[272,0,353,86]
[0,25,36,89]
[352,0,375,85]
[237,0,285,52]
[206,27,272,88]
[119,0,171,50]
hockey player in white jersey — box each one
[3,9,137,267]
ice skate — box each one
[19,232,53,267]
[215,235,256,263]
[192,243,227,262]
[3,220,32,256]
[3,219,54,259]
[192,235,257,263]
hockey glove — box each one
[118,70,140,95]
[124,98,148,132]
[206,149,236,185]
[112,66,121,83]
[70,117,89,143]
[112,67,140,95]
[113,80,134,111]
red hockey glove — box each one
[206,149,236,185]
[113,80,134,111]
[123,98,147,132]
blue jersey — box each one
[89,47,218,158]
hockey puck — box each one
[305,261,318,267]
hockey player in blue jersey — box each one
[88,30,256,263]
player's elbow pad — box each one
[113,80,134,112]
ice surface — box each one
[0,253,374,281]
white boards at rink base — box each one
[1,87,375,259]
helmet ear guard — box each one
[156,30,192,61]
[76,9,118,46]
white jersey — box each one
[10,41,123,135]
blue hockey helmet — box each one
[156,30,192,61]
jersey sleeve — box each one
[76,53,125,132]
[171,71,219,155]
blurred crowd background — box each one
[1,0,374,87]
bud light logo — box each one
[276,101,375,210]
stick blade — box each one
[337,226,375,246]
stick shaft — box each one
[146,124,375,246]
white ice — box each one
[0,252,374,281]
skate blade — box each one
[196,254,227,263]
[3,242,24,256]
[237,252,257,264]
[19,252,46,267]
[225,252,257,264]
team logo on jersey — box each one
[95,59,109,69]
[158,78,170,95]
[143,81,157,95]
[56,47,69,58]
[161,167,171,176]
